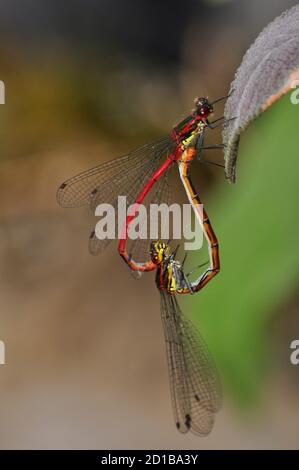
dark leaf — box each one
[223,4,299,183]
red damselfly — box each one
[57,96,228,265]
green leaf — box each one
[184,93,299,407]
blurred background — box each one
[0,0,298,449]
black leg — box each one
[195,128,205,161]
[207,116,225,129]
[201,160,224,169]
[201,144,225,149]
[210,89,235,106]
[186,260,209,277]
[171,244,180,258]
[207,116,236,130]
[182,252,188,268]
[199,144,226,169]
[182,271,193,294]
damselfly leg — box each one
[178,146,220,293]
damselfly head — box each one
[150,241,169,265]
[194,97,213,118]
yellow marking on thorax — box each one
[181,121,206,149]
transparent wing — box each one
[89,138,174,261]
[160,292,222,436]
[88,156,168,256]
[57,136,174,208]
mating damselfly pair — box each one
[57,95,230,435]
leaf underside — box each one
[223,4,299,183]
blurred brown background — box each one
[0,0,298,449]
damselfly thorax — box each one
[150,241,193,295]
[157,259,190,294]
[172,97,213,149]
